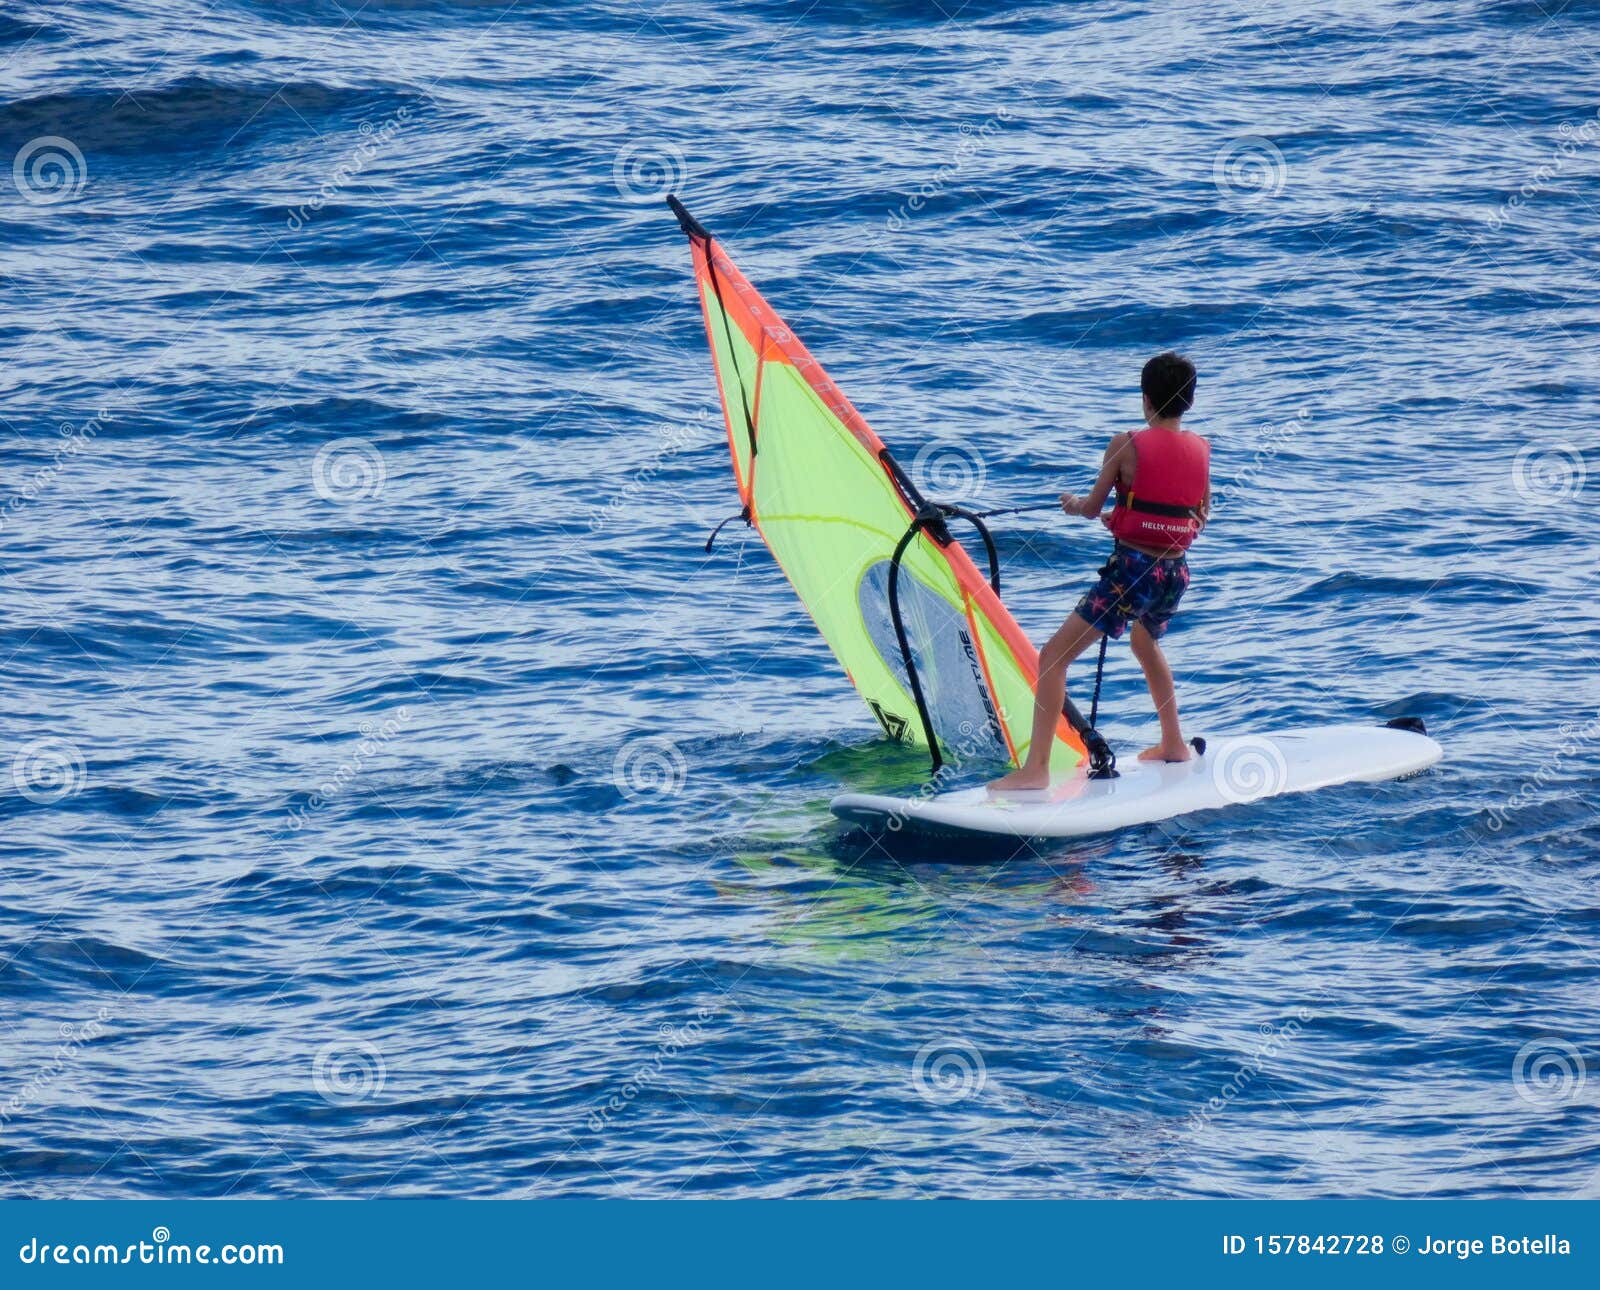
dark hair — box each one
[1141,352,1197,418]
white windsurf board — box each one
[829,722,1442,840]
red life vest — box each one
[1103,425,1210,553]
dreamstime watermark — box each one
[589,410,717,533]
[1187,1010,1311,1132]
[884,106,1013,232]
[10,739,88,804]
[1210,737,1289,805]
[1512,1038,1586,1108]
[1212,135,1287,204]
[612,735,688,801]
[612,141,687,203]
[286,106,411,231]
[1511,442,1586,504]
[13,135,87,205]
[1484,713,1599,833]
[18,1228,284,1266]
[911,1038,987,1103]
[312,437,386,503]
[286,708,411,831]
[584,1007,730,1132]
[0,1008,112,1134]
[0,410,106,532]
[911,440,988,501]
[1214,406,1311,507]
[1485,106,1600,231]
[878,719,1000,833]
[312,1040,386,1104]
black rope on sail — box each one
[880,449,957,775]
[1078,634,1118,779]
[886,505,947,776]
[704,506,751,554]
[668,196,757,466]
[670,196,758,555]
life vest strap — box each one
[1122,493,1201,519]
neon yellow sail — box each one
[670,198,1083,773]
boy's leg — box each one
[1128,621,1189,762]
[989,612,1102,789]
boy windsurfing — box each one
[990,352,1210,790]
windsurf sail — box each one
[668,197,1085,776]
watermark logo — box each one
[911,440,987,501]
[14,136,87,205]
[1485,108,1600,231]
[585,1008,722,1133]
[1188,1011,1311,1131]
[1213,406,1311,508]
[312,1041,387,1104]
[11,740,87,804]
[286,107,410,231]
[884,107,1013,232]
[879,720,996,833]
[1211,737,1289,805]
[1212,135,1286,203]
[612,142,687,203]
[17,1226,283,1267]
[312,438,386,503]
[286,709,411,831]
[1512,442,1585,504]
[1485,714,1599,833]
[1513,1038,1586,1107]
[0,411,106,533]
[612,736,688,801]
[911,1038,987,1103]
[587,410,715,534]
[608,736,684,797]
[1,1007,112,1134]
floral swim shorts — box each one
[1073,544,1191,639]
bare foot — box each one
[988,764,1051,791]
[1138,742,1192,763]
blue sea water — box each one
[2,0,1598,1199]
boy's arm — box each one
[1060,433,1133,519]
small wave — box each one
[227,859,467,906]
[0,14,55,44]
[14,935,171,992]
[232,396,432,443]
[330,670,508,708]
[1290,570,1526,601]
[990,300,1259,348]
[734,0,1043,26]
[0,615,236,667]
[0,77,418,156]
